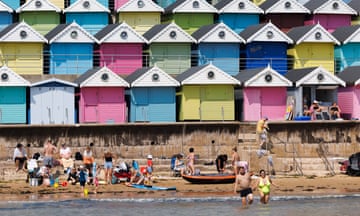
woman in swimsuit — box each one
[186,147,195,175]
[255,169,278,204]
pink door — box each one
[243,88,261,121]
[83,88,98,123]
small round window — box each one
[70,31,78,39]
[218,31,225,38]
[317,73,324,81]
[238,2,245,9]
[137,0,145,8]
[266,31,274,39]
[315,32,322,40]
[120,31,128,39]
[101,73,109,81]
[35,0,42,8]
[265,74,272,82]
[333,2,339,9]
[20,30,27,39]
[285,2,291,8]
[1,73,8,81]
[208,71,215,79]
[152,73,159,81]
[193,1,199,8]
[83,1,90,8]
[169,31,177,38]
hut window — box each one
[266,31,273,39]
[208,71,215,79]
[238,2,245,9]
[70,31,78,39]
[83,1,90,8]
[218,31,225,38]
[317,73,324,81]
[137,0,145,8]
[1,73,8,81]
[315,32,322,40]
[20,30,27,39]
[101,73,109,81]
[285,2,291,8]
[169,31,177,38]
[152,73,159,81]
[332,2,339,9]
[120,31,128,39]
[193,1,199,8]
[35,0,42,8]
[265,74,272,82]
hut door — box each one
[243,88,261,121]
[84,88,99,123]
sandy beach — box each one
[0,174,359,202]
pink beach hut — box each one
[94,22,148,75]
[234,65,292,121]
[75,66,129,123]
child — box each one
[78,165,88,193]
[67,167,78,185]
[186,147,195,175]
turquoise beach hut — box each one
[0,65,30,124]
[214,0,263,34]
[125,65,180,122]
[0,1,13,31]
[64,0,111,35]
[45,22,99,75]
[191,22,245,75]
[1,0,19,10]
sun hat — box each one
[147,154,153,159]
[313,100,319,104]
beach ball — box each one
[61,181,68,187]
[54,182,59,188]
[84,189,88,196]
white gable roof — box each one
[243,65,292,87]
[196,23,245,43]
[0,65,31,86]
[296,66,345,87]
[117,0,164,12]
[296,23,339,45]
[263,0,310,14]
[16,0,61,13]
[246,22,293,43]
[64,0,110,13]
[217,0,263,14]
[312,0,357,15]
[181,63,240,85]
[171,0,218,13]
[80,67,129,87]
[98,22,148,44]
[148,23,196,43]
[0,21,47,43]
[31,78,77,87]
[131,66,180,87]
[0,0,13,12]
[48,22,99,44]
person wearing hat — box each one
[60,143,73,174]
[309,100,322,120]
[13,143,27,172]
[256,117,269,149]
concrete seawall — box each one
[1,121,359,180]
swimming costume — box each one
[240,188,252,197]
[258,178,271,195]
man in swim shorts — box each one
[234,166,254,208]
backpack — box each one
[75,152,83,161]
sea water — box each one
[1,195,359,216]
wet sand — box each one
[0,174,359,202]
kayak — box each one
[127,183,176,191]
[182,173,236,184]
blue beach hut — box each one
[332,25,360,73]
[214,0,263,34]
[44,22,99,75]
[64,0,111,35]
[191,22,245,76]
[69,0,109,8]
[0,1,13,31]
[1,0,19,10]
[0,65,31,124]
[239,22,293,75]
[125,65,180,122]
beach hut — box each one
[44,22,99,75]
[75,66,129,123]
[94,22,148,75]
[1,0,20,10]
[0,65,31,124]
[16,0,62,36]
[303,0,356,33]
[348,0,360,25]
[234,65,292,121]
[116,0,164,35]
[143,22,196,75]
[285,66,345,119]
[64,0,111,35]
[214,0,263,34]
[125,65,180,122]
[29,76,77,125]
[239,22,293,75]
[0,21,47,75]
[259,0,310,32]
[0,1,13,31]
[191,22,245,76]
[336,66,360,120]
[332,25,360,73]
[162,0,218,35]
[287,23,340,74]
[69,0,109,8]
[176,63,240,121]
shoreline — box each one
[1,174,359,203]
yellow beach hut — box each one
[0,21,47,75]
[176,63,240,121]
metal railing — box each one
[316,139,336,176]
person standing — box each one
[186,147,195,175]
[60,143,73,174]
[231,146,241,174]
[256,117,269,149]
[43,139,57,168]
[234,166,254,208]
[83,146,94,183]
[13,143,27,172]
[103,150,114,184]
[254,169,278,204]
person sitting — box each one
[174,153,186,176]
[329,102,341,120]
[129,160,144,185]
[216,154,228,173]
[60,143,73,174]
[67,167,78,185]
[13,143,27,173]
[309,100,322,120]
